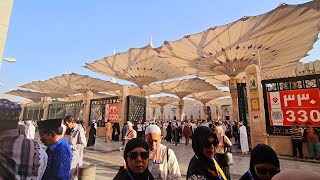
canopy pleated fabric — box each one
[209,97,232,106]
[5,89,114,102]
[61,93,114,102]
[187,90,230,105]
[148,96,179,107]
[156,0,320,82]
[84,45,188,88]
[262,63,300,79]
[147,78,217,99]
[0,0,13,60]
[5,89,65,102]
[171,99,202,106]
[128,86,161,96]
[20,73,123,95]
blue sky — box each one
[1,0,318,101]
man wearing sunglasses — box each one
[145,125,181,180]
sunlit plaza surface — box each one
[35,136,320,180]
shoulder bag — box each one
[223,136,234,166]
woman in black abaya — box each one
[187,126,222,180]
[112,123,120,141]
[87,121,97,147]
[240,144,280,180]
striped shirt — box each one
[290,127,303,140]
[0,129,47,180]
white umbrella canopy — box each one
[84,44,188,88]
[0,0,13,62]
[20,73,123,95]
[204,73,245,87]
[171,99,202,106]
[187,90,230,105]
[5,89,116,103]
[60,93,115,102]
[128,86,161,96]
[147,78,217,99]
[209,97,232,106]
[5,89,66,102]
[262,63,299,79]
[148,96,179,107]
[156,1,320,82]
[20,80,77,97]
[107,86,162,97]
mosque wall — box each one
[267,136,310,157]
[146,103,224,122]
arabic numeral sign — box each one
[285,109,320,122]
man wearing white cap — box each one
[145,124,181,180]
[25,120,36,140]
[123,121,137,148]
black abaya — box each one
[165,125,172,142]
[112,123,120,141]
[87,123,96,147]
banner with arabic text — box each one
[105,103,119,123]
[267,88,320,126]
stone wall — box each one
[96,127,105,137]
[267,136,309,157]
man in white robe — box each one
[145,124,181,180]
[239,122,249,154]
[25,120,36,140]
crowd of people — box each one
[289,121,320,160]
[1,98,320,180]
[0,99,87,179]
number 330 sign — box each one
[268,88,320,126]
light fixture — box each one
[2,58,16,63]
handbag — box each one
[223,136,234,166]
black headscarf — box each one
[249,144,280,179]
[192,126,219,170]
[123,138,153,180]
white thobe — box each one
[38,147,48,180]
[148,144,181,180]
[69,124,87,180]
[25,124,35,140]
[240,125,249,153]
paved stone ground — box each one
[82,137,320,180]
[34,134,320,180]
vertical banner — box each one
[268,88,320,126]
[105,104,119,122]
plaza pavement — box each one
[83,137,320,180]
